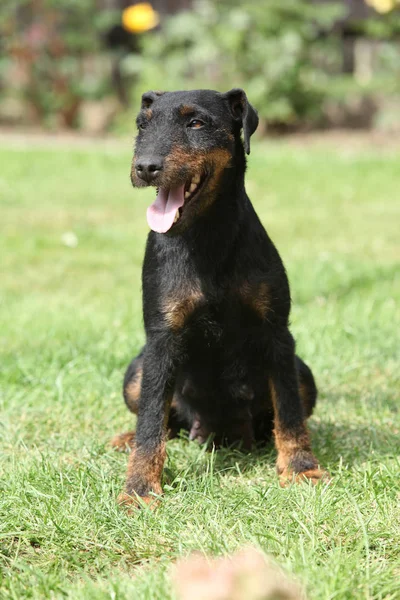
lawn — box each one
[0,135,399,599]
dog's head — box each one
[131,88,258,234]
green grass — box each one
[0,137,399,599]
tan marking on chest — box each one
[240,281,271,319]
[163,288,205,331]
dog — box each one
[112,88,327,507]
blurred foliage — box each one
[365,0,400,15]
[124,0,347,128]
[121,0,400,130]
[0,0,117,127]
[352,0,400,37]
[1,0,400,130]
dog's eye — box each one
[187,119,204,129]
[138,122,147,131]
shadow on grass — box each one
[165,414,400,484]
[212,419,399,475]
[310,420,400,467]
[212,444,276,474]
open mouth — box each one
[147,172,207,233]
[173,172,207,224]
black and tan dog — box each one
[112,88,327,507]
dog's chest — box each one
[161,278,271,336]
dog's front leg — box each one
[118,337,175,508]
[270,336,328,486]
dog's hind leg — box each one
[123,349,144,414]
[110,350,144,452]
[110,430,136,452]
[296,355,317,419]
[112,347,185,452]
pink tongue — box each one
[146,185,185,233]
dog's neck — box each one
[152,144,250,275]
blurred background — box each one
[1,0,399,136]
[1,5,400,598]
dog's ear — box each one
[141,90,165,109]
[223,88,259,155]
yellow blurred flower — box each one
[122,3,160,34]
[365,0,399,13]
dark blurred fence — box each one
[0,0,399,133]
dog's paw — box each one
[279,467,330,487]
[110,431,136,452]
[117,491,160,511]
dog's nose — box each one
[135,158,163,183]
